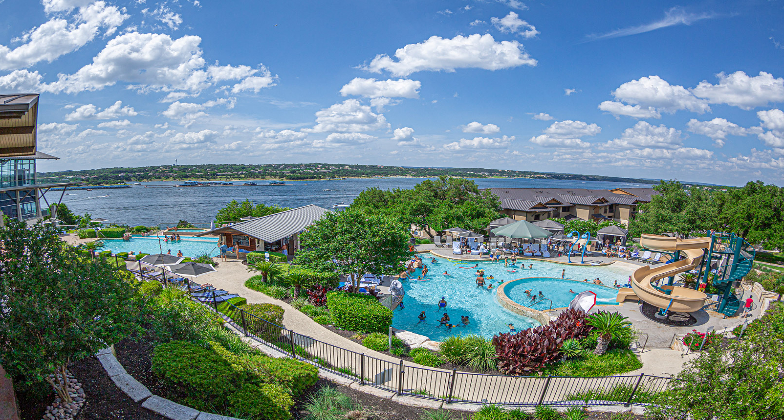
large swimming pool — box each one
[392,256,631,341]
[99,236,220,258]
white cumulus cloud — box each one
[529,120,600,148]
[340,78,421,98]
[532,113,553,121]
[692,71,784,110]
[306,99,389,133]
[687,118,751,148]
[606,121,683,149]
[364,34,536,77]
[97,119,132,128]
[598,101,661,119]
[611,75,709,115]
[392,127,414,141]
[445,135,514,151]
[0,1,128,70]
[64,101,137,120]
[491,12,538,38]
[461,121,500,134]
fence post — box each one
[212,290,218,313]
[537,376,552,406]
[447,369,457,404]
[360,353,365,386]
[240,309,248,336]
[625,373,645,406]
[289,330,297,358]
[397,360,404,394]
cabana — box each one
[597,225,628,246]
[197,204,329,258]
[533,219,564,233]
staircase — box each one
[714,237,756,317]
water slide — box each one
[616,234,710,313]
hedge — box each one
[244,303,285,327]
[116,252,129,260]
[228,383,293,420]
[247,251,287,264]
[151,341,236,407]
[139,281,163,297]
[77,229,97,239]
[97,227,126,238]
[217,297,248,317]
[326,291,392,334]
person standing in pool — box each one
[418,311,426,322]
[461,316,469,326]
[561,269,565,279]
[438,297,447,309]
[476,274,485,287]
[504,256,508,267]
[508,323,516,332]
[440,313,450,325]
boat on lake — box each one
[268,180,285,185]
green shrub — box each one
[560,339,584,359]
[541,349,641,377]
[77,229,97,239]
[243,303,285,326]
[132,225,152,233]
[472,405,531,420]
[136,252,149,260]
[410,347,443,367]
[326,291,392,334]
[115,252,129,260]
[217,296,248,318]
[303,386,358,420]
[564,407,585,420]
[361,332,406,353]
[139,281,163,297]
[300,304,329,318]
[246,275,291,299]
[313,315,331,325]
[228,383,293,420]
[151,340,235,407]
[247,251,287,265]
[439,335,496,370]
[97,227,126,238]
[254,356,318,397]
[580,326,636,351]
[534,405,560,420]
[98,250,112,258]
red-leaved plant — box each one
[307,284,329,307]
[492,308,594,375]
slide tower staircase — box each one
[700,233,756,317]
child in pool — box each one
[418,311,426,322]
[438,297,447,309]
[528,264,533,269]
[487,283,493,290]
[440,313,450,325]
[443,271,450,276]
[508,323,516,332]
[461,316,469,325]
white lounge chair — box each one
[452,242,462,255]
[434,235,442,247]
[648,252,662,264]
[639,250,652,261]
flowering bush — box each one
[682,330,719,351]
[307,284,328,307]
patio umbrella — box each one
[444,227,469,235]
[491,220,553,239]
[461,231,483,238]
[167,262,216,277]
[140,253,183,266]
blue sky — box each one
[2,0,784,186]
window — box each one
[534,214,541,221]
[234,235,250,246]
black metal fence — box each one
[136,270,672,408]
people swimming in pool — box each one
[511,255,517,264]
[431,258,437,264]
[561,269,565,279]
[440,313,450,325]
[460,264,478,269]
[487,283,494,290]
[504,257,508,267]
[538,291,544,298]
[569,289,575,294]
[461,315,469,325]
[476,275,485,287]
[528,264,533,269]
[443,271,450,276]
[508,323,516,332]
[445,323,455,329]
[418,311,426,322]
[438,297,447,309]
[524,289,532,296]
[507,269,518,273]
[422,265,428,276]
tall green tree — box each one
[48,203,77,225]
[628,180,721,238]
[214,199,289,224]
[0,221,141,403]
[294,210,411,289]
[716,181,784,249]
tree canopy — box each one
[350,176,503,235]
[294,210,411,288]
[629,180,784,249]
[215,199,289,224]
[0,220,141,402]
[550,218,625,237]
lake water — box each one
[44,177,652,227]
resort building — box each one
[0,94,71,226]
[197,204,329,257]
[486,187,657,225]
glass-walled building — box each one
[0,94,72,225]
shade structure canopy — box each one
[533,219,564,232]
[486,217,517,231]
[167,262,217,277]
[491,220,554,239]
[444,227,470,235]
[461,231,483,238]
[140,253,183,266]
[597,225,628,237]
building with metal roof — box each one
[0,94,73,226]
[197,204,330,257]
[485,187,657,225]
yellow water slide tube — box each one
[616,234,710,313]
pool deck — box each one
[422,244,648,268]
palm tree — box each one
[254,261,283,283]
[286,268,311,298]
[586,312,631,355]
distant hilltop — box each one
[38,163,661,186]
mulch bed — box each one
[640,302,697,326]
[16,380,53,420]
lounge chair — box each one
[542,250,550,258]
[445,237,453,247]
[639,250,652,261]
[648,252,662,264]
[434,235,442,247]
[630,250,639,259]
[452,243,462,255]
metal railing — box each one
[135,270,673,408]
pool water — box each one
[506,278,621,311]
[99,236,220,258]
[392,256,632,341]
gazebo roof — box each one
[532,219,564,231]
[197,204,329,243]
[597,225,628,237]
